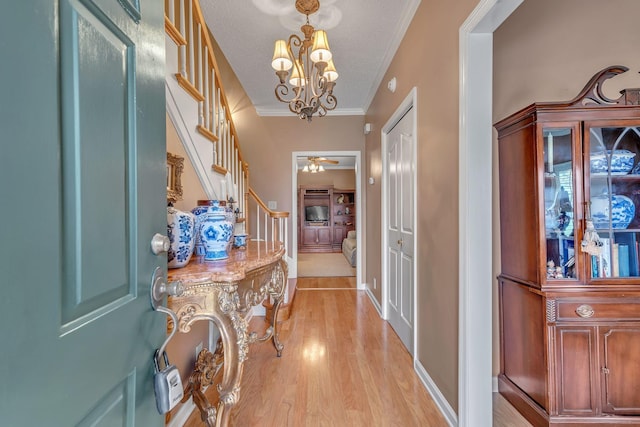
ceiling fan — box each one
[302,156,338,173]
[308,156,338,165]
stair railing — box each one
[246,188,289,255]
[165,0,243,188]
[164,0,289,249]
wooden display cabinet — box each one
[298,186,333,252]
[298,186,356,253]
[495,66,640,426]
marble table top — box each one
[167,240,286,285]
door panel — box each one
[389,247,399,310]
[555,326,597,415]
[61,0,135,325]
[1,0,167,424]
[400,252,413,327]
[601,326,640,414]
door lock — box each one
[153,349,184,413]
[150,266,184,309]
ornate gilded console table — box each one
[167,241,287,427]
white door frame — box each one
[291,150,363,288]
[459,0,523,425]
[381,88,418,357]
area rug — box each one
[297,252,356,277]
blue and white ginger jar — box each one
[192,200,233,256]
[167,206,196,268]
[591,193,635,229]
[199,209,234,261]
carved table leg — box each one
[182,343,223,427]
[214,307,249,427]
[175,286,249,427]
[269,294,284,357]
[269,259,287,356]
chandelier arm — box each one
[275,83,302,104]
[288,34,303,51]
[322,93,337,111]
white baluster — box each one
[197,23,203,93]
[178,0,186,78]
[188,0,194,86]
[168,0,175,24]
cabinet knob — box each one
[575,304,594,318]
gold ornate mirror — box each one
[167,152,184,204]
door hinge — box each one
[601,366,610,375]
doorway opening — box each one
[291,151,363,288]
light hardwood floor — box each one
[182,277,530,426]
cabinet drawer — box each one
[556,299,640,321]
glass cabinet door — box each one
[543,127,577,279]
[586,123,640,279]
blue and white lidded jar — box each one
[199,206,234,261]
[191,200,231,256]
[167,206,196,268]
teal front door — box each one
[1,0,168,425]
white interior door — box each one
[386,107,415,353]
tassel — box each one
[581,218,603,256]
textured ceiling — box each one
[200,0,421,117]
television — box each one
[305,205,329,222]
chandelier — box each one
[271,0,338,122]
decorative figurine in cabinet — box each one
[495,66,640,426]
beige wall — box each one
[297,168,356,189]
[363,0,480,411]
[166,113,208,212]
[492,0,640,377]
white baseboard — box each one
[167,396,196,427]
[414,359,458,427]
[364,286,382,316]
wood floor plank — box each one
[181,279,528,426]
[227,288,449,426]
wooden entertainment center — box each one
[298,185,355,253]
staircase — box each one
[163,0,289,255]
